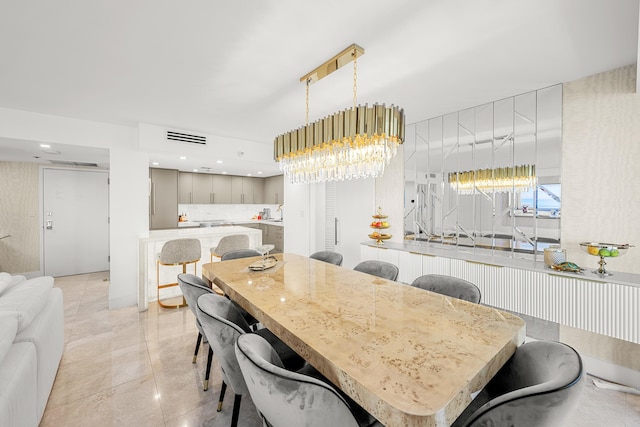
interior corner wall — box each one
[0,162,40,274]
[562,64,640,274]
[375,144,405,243]
[108,149,149,309]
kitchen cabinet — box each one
[179,173,265,204]
[264,174,284,204]
[150,168,178,230]
[232,176,264,204]
[180,172,215,204]
[212,175,232,204]
[261,224,284,253]
[192,174,214,204]
[178,172,193,204]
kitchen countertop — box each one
[177,219,284,228]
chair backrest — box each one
[310,250,344,266]
[177,273,213,320]
[452,341,585,427]
[411,274,481,303]
[221,248,262,261]
[212,234,250,257]
[159,238,201,264]
[353,260,399,281]
[196,293,253,395]
[235,333,360,427]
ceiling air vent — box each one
[166,130,207,145]
[48,160,98,167]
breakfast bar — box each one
[202,253,525,426]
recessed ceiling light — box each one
[192,169,198,172]
[257,171,263,175]
[40,144,50,148]
[222,171,227,174]
[216,160,223,164]
[247,173,252,176]
[179,156,187,160]
[152,162,159,166]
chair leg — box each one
[217,381,227,412]
[230,394,242,427]
[193,332,203,363]
[204,346,213,391]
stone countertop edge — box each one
[363,240,640,288]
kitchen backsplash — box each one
[178,204,282,222]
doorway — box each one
[42,168,110,277]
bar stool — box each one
[210,234,250,262]
[157,238,201,309]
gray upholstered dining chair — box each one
[210,234,250,262]
[310,250,344,266]
[411,274,481,303]
[177,273,221,391]
[220,248,262,261]
[353,260,399,281]
[451,340,585,427]
[235,333,382,427]
[196,293,305,427]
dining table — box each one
[201,253,525,427]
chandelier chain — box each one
[353,49,358,109]
[305,79,310,126]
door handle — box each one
[151,183,156,215]
[334,217,339,245]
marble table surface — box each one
[202,253,525,427]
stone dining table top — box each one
[202,253,525,427]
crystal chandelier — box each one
[273,44,405,184]
[448,164,537,195]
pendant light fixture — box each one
[448,164,537,195]
[273,44,405,184]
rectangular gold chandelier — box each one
[273,44,405,184]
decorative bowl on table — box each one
[579,242,633,276]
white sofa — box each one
[0,273,64,426]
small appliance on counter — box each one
[262,208,271,220]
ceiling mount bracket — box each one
[299,43,364,85]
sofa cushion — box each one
[0,315,18,363]
[0,276,53,332]
[0,273,27,296]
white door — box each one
[43,168,110,277]
[331,179,375,269]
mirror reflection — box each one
[404,84,562,255]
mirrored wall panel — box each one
[404,84,562,255]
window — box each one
[519,184,561,212]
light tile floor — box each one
[41,272,640,426]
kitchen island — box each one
[138,225,262,311]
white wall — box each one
[109,148,149,308]
[0,108,143,308]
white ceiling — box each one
[0,0,637,176]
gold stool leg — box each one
[157,261,189,309]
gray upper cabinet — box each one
[231,176,264,204]
[252,177,264,204]
[212,175,232,204]
[192,174,214,204]
[264,175,284,204]
[150,168,178,230]
[178,172,193,204]
[179,172,265,204]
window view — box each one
[519,184,561,213]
